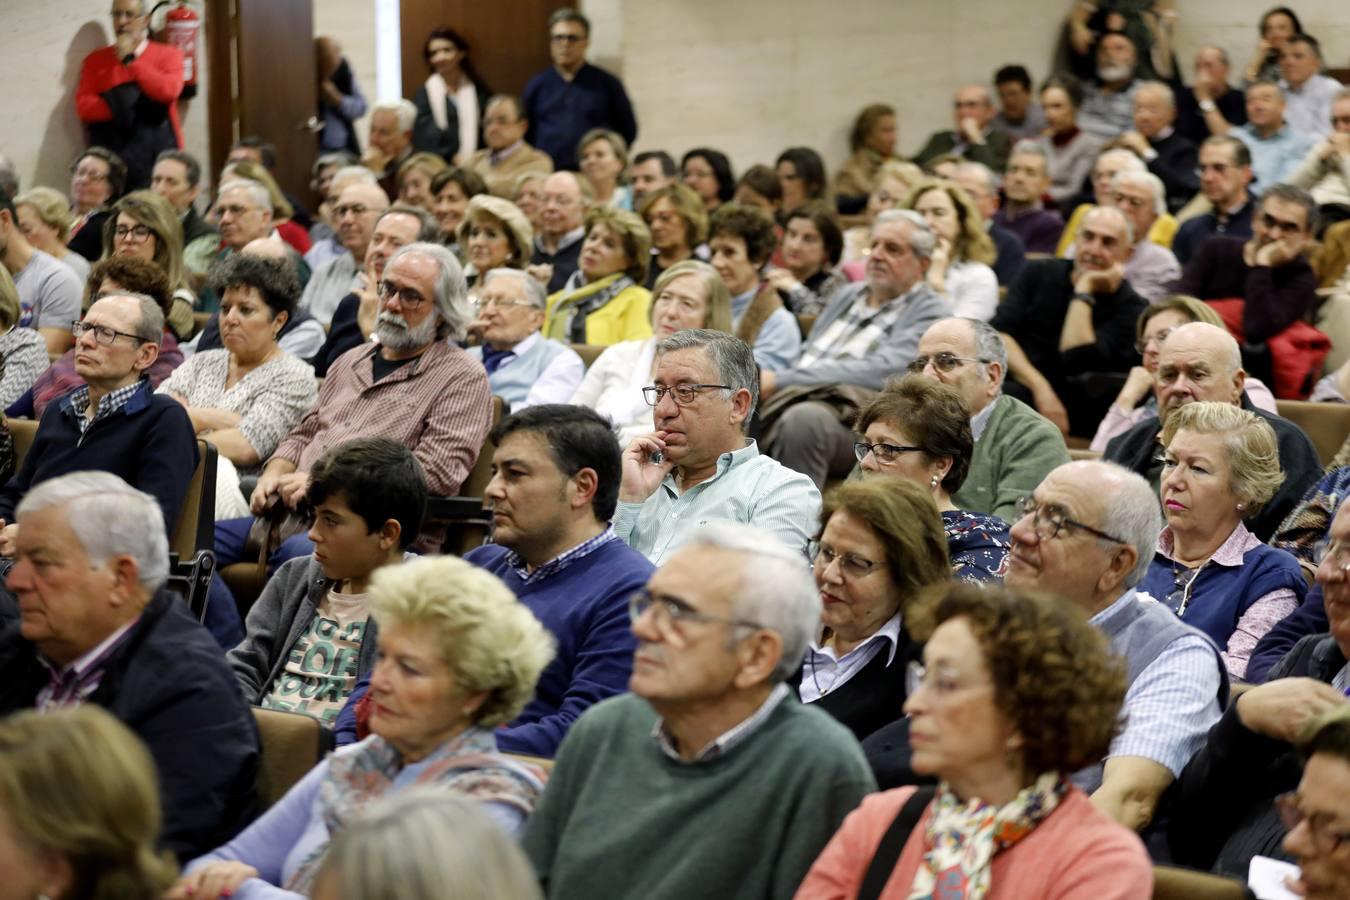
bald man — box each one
[912,85,1013,173]
[529,171,589,292]
[301,183,389,328]
[1116,81,1199,211]
[1103,322,1321,539]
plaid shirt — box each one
[64,380,144,435]
[796,283,923,370]
[35,618,139,710]
[502,527,619,586]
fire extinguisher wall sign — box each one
[152,1,200,100]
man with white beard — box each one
[1080,32,1142,141]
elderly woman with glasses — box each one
[171,555,555,900]
[67,146,126,262]
[797,583,1152,899]
[856,375,1012,582]
[1136,401,1306,681]
[465,268,584,409]
[794,478,950,743]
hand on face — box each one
[1074,261,1125,295]
[619,432,674,503]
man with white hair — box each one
[1116,81,1199,212]
[304,164,382,271]
[299,182,390,328]
[1104,322,1321,540]
[993,141,1065,254]
[213,242,492,579]
[952,161,1026,285]
[465,268,584,408]
[0,471,258,862]
[522,522,875,898]
[1005,460,1226,833]
[912,84,1013,173]
[992,205,1147,435]
[1106,170,1180,302]
[364,99,416,201]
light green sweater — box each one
[952,393,1071,521]
[522,692,876,899]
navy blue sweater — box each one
[522,63,637,170]
[0,379,198,530]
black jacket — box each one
[0,590,259,862]
[1147,130,1200,213]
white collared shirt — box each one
[798,612,903,703]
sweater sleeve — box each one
[227,559,311,704]
[773,757,877,900]
[1250,588,1328,683]
[1242,263,1318,343]
[606,71,638,146]
[75,52,114,123]
[985,412,1071,522]
[792,789,917,900]
[127,43,184,104]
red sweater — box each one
[76,41,184,147]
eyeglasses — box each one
[378,280,429,309]
[114,224,154,242]
[1312,538,1350,573]
[906,352,986,374]
[71,320,146,346]
[473,296,538,312]
[71,167,109,181]
[1135,325,1174,354]
[1276,793,1350,855]
[1015,496,1128,545]
[628,588,763,635]
[854,441,924,464]
[906,661,989,700]
[809,541,881,579]
[333,203,371,218]
[642,383,732,407]
[550,33,585,44]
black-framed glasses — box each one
[854,441,924,464]
[642,383,732,407]
[809,541,881,579]
[113,224,154,242]
[1015,496,1127,545]
[1276,792,1350,855]
[378,280,429,310]
[71,320,146,346]
[550,33,585,44]
[906,352,985,374]
[333,203,371,218]
[628,588,764,633]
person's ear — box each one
[728,387,753,427]
[1099,544,1138,595]
[377,518,402,551]
[272,309,290,334]
[136,339,160,370]
[733,628,783,689]
[106,554,141,606]
[569,466,599,512]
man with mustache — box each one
[1005,460,1225,834]
[1079,32,1142,141]
[212,242,491,586]
[1103,322,1320,540]
[522,523,874,898]
[991,205,1146,436]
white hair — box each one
[1112,169,1167,218]
[873,209,936,260]
[17,472,170,591]
[678,523,821,682]
[330,165,379,192]
[1083,462,1163,588]
[1136,80,1176,110]
[386,242,471,340]
[217,178,272,213]
[1096,148,1147,176]
[373,99,417,133]
[482,267,547,309]
[954,160,1001,195]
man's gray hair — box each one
[386,242,471,341]
[1010,139,1050,166]
[1112,169,1167,217]
[380,204,442,243]
[17,472,170,592]
[1137,80,1176,109]
[329,164,379,189]
[96,291,164,344]
[961,318,1008,385]
[313,152,359,178]
[954,160,1001,195]
[873,209,936,260]
[482,267,548,309]
[373,99,417,133]
[1084,462,1163,588]
[678,523,821,683]
[1084,203,1134,245]
[1096,147,1147,176]
[0,154,18,199]
[218,178,272,213]
[655,329,759,421]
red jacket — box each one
[76,41,184,148]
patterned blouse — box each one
[945,509,1012,582]
[156,348,318,474]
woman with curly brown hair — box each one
[903,178,998,321]
[796,582,1152,899]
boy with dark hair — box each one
[227,437,426,725]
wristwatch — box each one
[1072,291,1096,308]
[1199,99,1217,113]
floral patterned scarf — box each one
[284,726,542,894]
[906,772,1067,900]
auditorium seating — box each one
[251,707,334,810]
[1276,399,1350,466]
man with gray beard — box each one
[213,241,492,579]
[1080,32,1142,141]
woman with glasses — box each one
[1136,401,1306,680]
[840,160,924,270]
[856,375,1012,582]
[100,189,197,339]
[396,152,450,213]
[902,178,998,321]
[157,253,318,519]
[797,582,1152,899]
[794,478,950,742]
[464,269,583,410]
[67,146,126,262]
[1090,295,1278,452]
[572,259,732,446]
[543,207,652,346]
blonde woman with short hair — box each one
[1136,401,1308,680]
[14,186,90,280]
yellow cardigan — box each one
[544,274,652,346]
[1056,203,1178,256]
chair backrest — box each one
[460,395,506,500]
[1275,399,1350,467]
[251,707,331,810]
[571,343,608,370]
[173,439,217,559]
[9,418,38,471]
[1151,866,1248,900]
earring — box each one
[929,475,940,489]
[1236,502,1245,512]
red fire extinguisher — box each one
[151,1,199,99]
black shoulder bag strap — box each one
[857,786,937,900]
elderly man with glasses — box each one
[614,329,820,565]
[1005,459,1226,836]
[0,291,196,557]
[465,268,583,409]
[522,521,875,899]
[906,317,1068,521]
